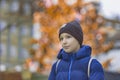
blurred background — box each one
[0,0,120,80]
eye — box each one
[66,35,72,39]
[59,37,63,41]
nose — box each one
[61,38,67,45]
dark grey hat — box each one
[59,20,83,46]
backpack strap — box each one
[88,57,93,78]
[55,59,61,74]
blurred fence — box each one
[105,71,120,80]
[0,71,120,80]
[31,73,48,80]
[31,71,120,80]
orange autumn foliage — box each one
[29,0,114,73]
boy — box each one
[48,20,104,80]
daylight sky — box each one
[100,0,120,18]
[84,0,120,18]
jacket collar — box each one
[57,45,91,61]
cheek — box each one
[71,41,80,50]
[68,39,74,44]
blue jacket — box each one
[48,45,104,80]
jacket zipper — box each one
[68,56,74,80]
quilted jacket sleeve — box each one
[89,59,105,80]
[48,63,56,80]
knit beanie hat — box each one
[59,20,83,46]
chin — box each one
[64,50,71,53]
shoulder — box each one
[89,58,105,80]
[91,59,104,72]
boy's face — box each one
[59,33,80,53]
